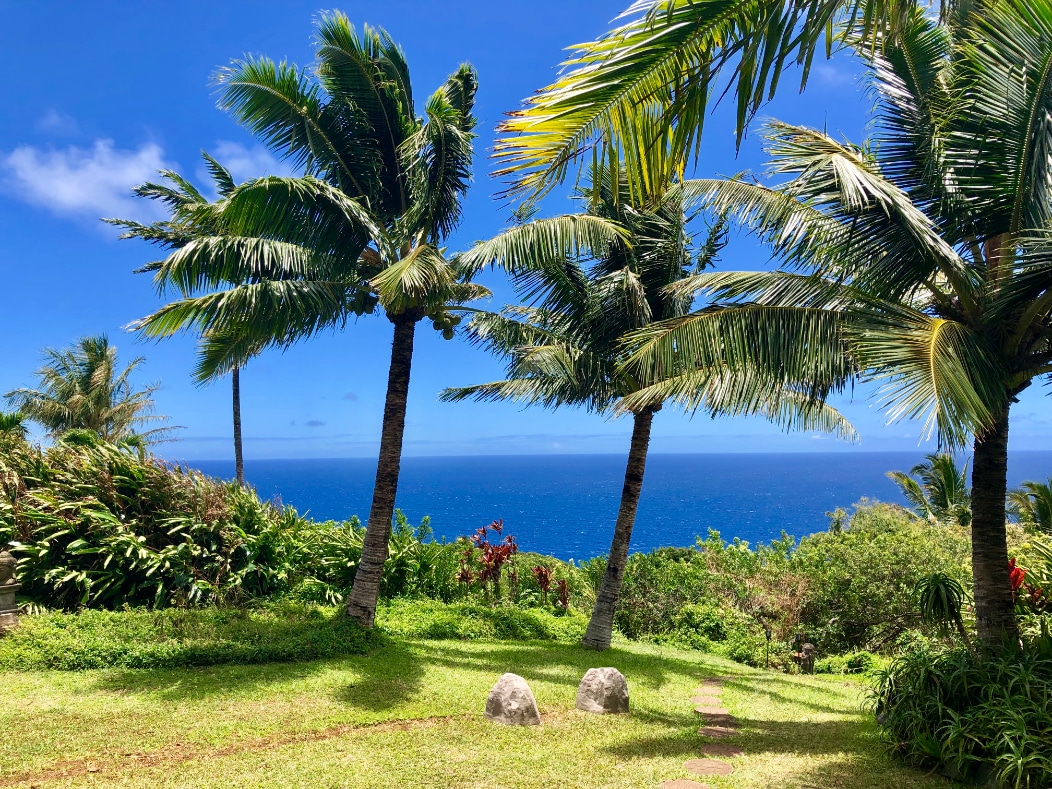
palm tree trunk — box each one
[583,406,657,650]
[971,401,1019,646]
[232,365,244,487]
[346,315,418,627]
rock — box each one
[684,758,734,776]
[484,673,540,725]
[575,667,629,714]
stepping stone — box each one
[693,705,729,715]
[685,758,734,776]
[699,743,745,758]
[690,695,722,705]
[700,713,737,727]
[697,725,736,739]
[659,781,710,789]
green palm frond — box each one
[458,214,630,273]
[851,306,1002,446]
[493,0,921,201]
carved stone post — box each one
[0,550,20,632]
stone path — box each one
[659,675,742,788]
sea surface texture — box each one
[192,452,1052,560]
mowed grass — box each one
[0,637,950,789]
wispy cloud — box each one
[0,139,174,222]
[305,420,326,427]
[35,109,79,136]
[342,391,360,402]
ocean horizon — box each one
[188,451,1052,560]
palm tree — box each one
[619,0,1052,644]
[128,16,489,627]
[0,412,27,441]
[5,335,170,443]
[493,0,942,202]
[1007,480,1052,535]
[107,153,268,486]
[888,454,971,527]
[914,571,972,648]
[446,164,854,649]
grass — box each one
[0,632,953,788]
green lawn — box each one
[0,637,950,788]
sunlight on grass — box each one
[0,638,947,788]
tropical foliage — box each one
[617,0,1052,645]
[493,0,932,201]
[5,335,171,444]
[1008,479,1052,534]
[447,163,854,649]
[122,15,488,628]
[108,153,267,486]
[887,454,971,527]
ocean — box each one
[191,452,1052,561]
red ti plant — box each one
[461,519,518,602]
[555,578,570,612]
[531,565,553,606]
[1009,558,1051,613]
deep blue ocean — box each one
[191,452,1052,561]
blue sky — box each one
[1,0,1050,461]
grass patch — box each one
[0,603,376,670]
[377,598,588,642]
[0,629,948,788]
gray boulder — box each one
[484,673,541,725]
[575,667,629,714]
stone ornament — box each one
[0,550,20,633]
[575,667,630,714]
[484,673,540,725]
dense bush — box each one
[604,502,972,666]
[0,433,464,609]
[0,602,376,670]
[870,635,1052,787]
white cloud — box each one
[199,141,298,187]
[812,63,855,88]
[35,109,79,136]
[1,139,174,222]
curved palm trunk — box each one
[583,406,657,650]
[232,366,244,486]
[346,315,418,627]
[971,402,1019,646]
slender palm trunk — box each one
[232,366,244,487]
[583,406,657,650]
[346,314,418,627]
[971,401,1019,646]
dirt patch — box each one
[1,714,467,787]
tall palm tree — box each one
[5,335,170,443]
[620,0,1052,644]
[128,16,489,627]
[1007,480,1052,535]
[888,454,971,527]
[446,164,854,649]
[108,153,268,487]
[493,0,942,202]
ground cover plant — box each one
[0,634,950,789]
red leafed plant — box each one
[1009,558,1051,613]
[458,519,518,602]
[555,578,570,611]
[531,565,553,606]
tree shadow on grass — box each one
[604,715,942,788]
[89,636,426,712]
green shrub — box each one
[377,598,588,642]
[870,635,1052,787]
[0,602,377,670]
[814,650,885,674]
